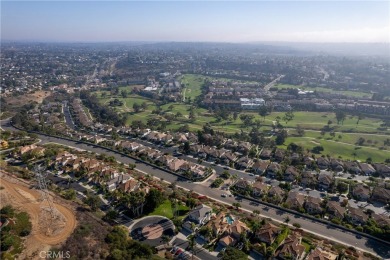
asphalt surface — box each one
[1,119,389,258]
[129,216,175,247]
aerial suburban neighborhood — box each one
[1,1,390,260]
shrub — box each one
[292,223,301,228]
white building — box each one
[240,98,265,110]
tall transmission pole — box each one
[34,164,56,219]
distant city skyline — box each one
[1,1,389,43]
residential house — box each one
[344,161,362,175]
[352,184,370,201]
[219,234,237,247]
[372,163,390,177]
[187,204,212,225]
[371,213,390,228]
[205,212,230,238]
[371,187,390,204]
[225,220,250,240]
[156,154,175,166]
[326,201,346,220]
[358,163,376,176]
[120,141,142,152]
[268,186,285,203]
[276,233,306,260]
[305,196,323,215]
[316,157,330,170]
[267,162,282,179]
[318,171,333,191]
[347,207,368,225]
[167,158,187,172]
[19,144,38,155]
[237,141,252,155]
[303,156,315,169]
[224,139,237,150]
[289,153,301,165]
[236,156,254,170]
[106,173,133,191]
[286,191,306,210]
[260,149,272,160]
[300,171,317,188]
[274,148,285,162]
[255,223,281,245]
[118,178,140,193]
[306,247,338,260]
[252,181,269,197]
[330,158,344,172]
[284,166,299,182]
[234,179,251,192]
[252,160,270,175]
[174,133,188,143]
[220,152,238,166]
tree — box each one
[232,202,241,210]
[283,111,294,124]
[259,106,268,121]
[233,111,238,121]
[62,189,76,200]
[296,125,305,137]
[357,113,364,125]
[84,194,101,211]
[275,130,288,145]
[284,216,290,225]
[335,110,346,125]
[141,102,148,110]
[253,209,261,219]
[145,189,165,213]
[356,137,365,146]
[121,90,128,98]
[222,247,248,260]
[133,103,141,113]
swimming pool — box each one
[225,215,234,224]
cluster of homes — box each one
[183,204,340,260]
[202,79,390,116]
[117,140,215,180]
[233,178,390,228]
[25,101,69,134]
[71,98,93,128]
[13,144,46,160]
[52,150,144,193]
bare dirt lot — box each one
[4,90,52,108]
[0,172,77,259]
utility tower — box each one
[34,164,56,219]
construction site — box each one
[0,171,77,259]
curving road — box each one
[1,119,389,258]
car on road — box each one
[248,173,254,176]
[223,166,229,170]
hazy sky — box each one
[2,1,389,43]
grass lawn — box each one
[302,241,311,253]
[279,136,390,162]
[180,74,204,101]
[148,200,190,220]
[274,84,372,98]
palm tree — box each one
[230,173,238,185]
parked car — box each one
[221,194,227,198]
